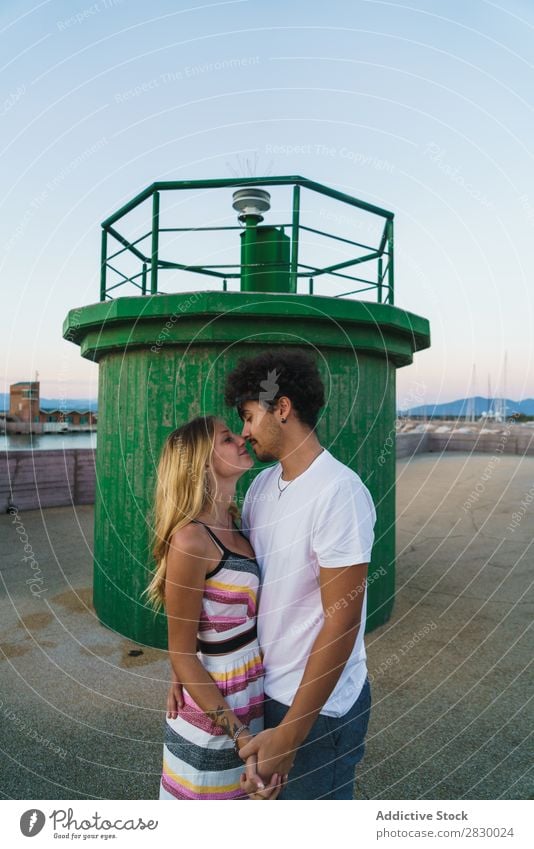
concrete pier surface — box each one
[0,453,532,800]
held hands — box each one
[237,731,289,800]
[238,728,297,780]
[166,679,290,798]
[236,731,272,797]
[240,758,287,799]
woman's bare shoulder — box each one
[168,522,210,560]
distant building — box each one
[37,409,97,426]
[9,381,39,423]
[5,381,97,432]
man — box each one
[169,349,375,799]
[226,349,375,800]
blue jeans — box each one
[263,676,371,800]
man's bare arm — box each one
[239,563,368,777]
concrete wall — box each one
[2,431,532,512]
[0,449,95,512]
[395,431,430,459]
[3,422,94,434]
[397,429,534,461]
[426,430,534,456]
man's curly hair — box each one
[225,349,325,429]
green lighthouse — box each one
[63,176,430,648]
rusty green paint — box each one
[63,292,429,647]
[63,292,429,364]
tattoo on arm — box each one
[205,704,241,740]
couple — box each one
[147,350,376,800]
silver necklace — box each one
[276,449,325,500]
[277,473,293,499]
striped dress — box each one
[159,521,264,800]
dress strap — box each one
[190,520,228,554]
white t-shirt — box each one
[241,448,376,718]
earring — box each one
[281,418,286,423]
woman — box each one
[146,415,281,800]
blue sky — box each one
[1,0,533,405]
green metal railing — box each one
[99,176,394,304]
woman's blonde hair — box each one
[145,415,238,610]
